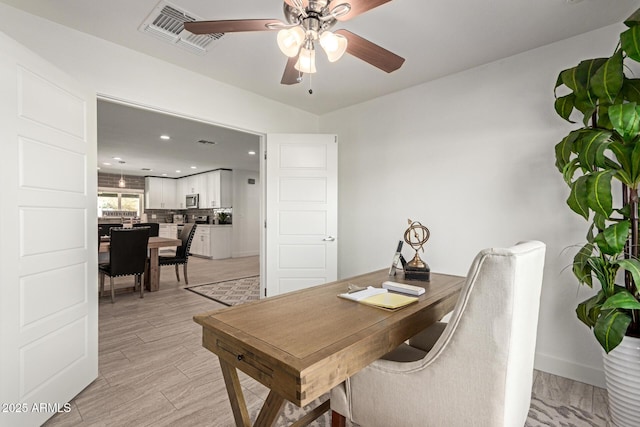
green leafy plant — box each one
[554,8,640,353]
[217,212,230,224]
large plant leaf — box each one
[631,142,640,183]
[562,159,581,184]
[592,51,624,103]
[624,7,640,27]
[573,242,594,287]
[555,130,581,173]
[617,258,640,295]
[560,65,583,93]
[594,221,630,255]
[567,175,591,219]
[594,309,631,353]
[586,171,615,218]
[555,94,576,122]
[609,102,640,142]
[623,79,640,103]
[597,103,614,130]
[602,289,640,310]
[576,129,612,169]
[586,257,606,289]
[560,59,606,100]
[577,291,605,327]
[609,141,633,176]
[621,26,640,62]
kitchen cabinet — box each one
[176,178,189,209]
[210,226,232,259]
[145,177,177,209]
[189,225,232,259]
[190,225,210,258]
[158,223,178,251]
[203,170,232,208]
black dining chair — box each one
[98,223,123,237]
[133,222,159,237]
[99,227,150,303]
[159,223,197,285]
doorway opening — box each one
[96,97,263,284]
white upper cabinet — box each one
[176,178,189,209]
[206,170,232,208]
[173,170,232,210]
[196,173,209,208]
[145,177,177,209]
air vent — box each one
[139,1,224,55]
[197,139,218,146]
[141,168,152,171]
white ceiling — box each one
[3,0,638,178]
[1,0,638,116]
[97,100,260,177]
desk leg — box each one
[254,391,285,427]
[331,411,346,427]
[219,359,251,427]
[146,247,160,292]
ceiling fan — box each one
[184,0,405,86]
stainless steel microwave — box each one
[186,194,199,209]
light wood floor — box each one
[44,255,610,426]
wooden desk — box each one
[99,236,181,292]
[194,269,464,426]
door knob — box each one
[322,236,336,242]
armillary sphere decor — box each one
[184,0,405,89]
[403,218,431,281]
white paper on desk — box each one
[339,286,388,301]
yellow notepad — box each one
[359,292,419,310]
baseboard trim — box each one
[535,351,605,388]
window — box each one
[98,191,142,217]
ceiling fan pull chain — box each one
[308,72,313,95]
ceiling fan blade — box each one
[281,56,301,85]
[331,0,392,21]
[335,29,404,73]
[184,19,281,34]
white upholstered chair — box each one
[330,241,546,427]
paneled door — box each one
[0,32,97,426]
[265,134,338,296]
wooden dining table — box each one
[194,269,465,426]
[99,236,181,292]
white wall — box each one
[0,3,319,135]
[320,24,627,387]
[231,169,260,258]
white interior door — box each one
[265,133,337,297]
[0,32,97,426]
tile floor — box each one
[44,256,611,426]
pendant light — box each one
[118,160,126,188]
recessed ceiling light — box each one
[112,157,122,160]
[162,173,168,176]
[103,162,111,166]
[160,135,170,140]
[190,166,197,169]
[248,151,256,155]
[176,170,181,173]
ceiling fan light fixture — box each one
[294,44,317,74]
[319,31,348,62]
[277,26,305,57]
